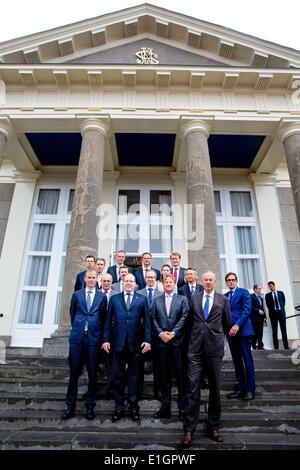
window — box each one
[17,187,73,330]
[115,188,173,269]
[216,189,264,290]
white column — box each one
[0,170,40,344]
[250,174,299,340]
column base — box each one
[41,327,70,357]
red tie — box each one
[173,268,178,282]
[103,289,109,294]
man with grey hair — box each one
[182,271,231,446]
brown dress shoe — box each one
[182,432,193,446]
[208,428,223,443]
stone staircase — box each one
[0,348,299,450]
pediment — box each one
[67,38,226,66]
[0,3,299,68]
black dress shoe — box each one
[112,409,125,422]
[242,392,255,401]
[182,432,193,446]
[86,408,95,420]
[61,407,75,420]
[227,391,244,399]
[208,428,224,443]
[129,409,140,421]
[153,408,171,419]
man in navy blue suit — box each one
[74,255,96,291]
[250,284,266,350]
[178,268,204,306]
[170,252,186,289]
[225,272,255,401]
[107,250,132,284]
[265,281,289,350]
[102,273,151,422]
[62,269,107,420]
[134,252,160,290]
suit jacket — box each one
[171,266,186,289]
[137,286,163,307]
[69,289,107,346]
[179,283,204,307]
[265,291,286,316]
[101,288,118,305]
[107,265,133,284]
[225,287,254,336]
[151,293,190,348]
[189,291,231,358]
[134,267,161,290]
[74,271,86,291]
[103,292,151,353]
[250,293,266,321]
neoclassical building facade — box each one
[0,4,300,347]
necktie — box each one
[103,289,109,294]
[166,295,172,317]
[274,292,280,310]
[257,295,262,307]
[86,290,92,312]
[190,285,195,295]
[126,292,131,310]
[173,268,178,282]
[228,290,233,302]
[148,288,153,307]
[203,294,210,320]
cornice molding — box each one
[279,121,300,142]
[249,173,277,186]
[12,170,41,183]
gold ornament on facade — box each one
[135,47,159,65]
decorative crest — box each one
[135,47,159,65]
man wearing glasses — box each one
[225,272,255,401]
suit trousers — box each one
[269,310,289,349]
[184,353,222,433]
[227,335,255,395]
[159,344,184,411]
[112,342,141,411]
[66,334,97,409]
[250,316,264,349]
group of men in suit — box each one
[62,248,289,446]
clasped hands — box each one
[159,331,175,343]
[101,342,151,354]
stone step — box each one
[0,377,299,397]
[0,394,299,413]
[0,409,299,433]
[1,428,299,450]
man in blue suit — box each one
[62,269,107,420]
[74,255,96,291]
[102,273,151,422]
[107,250,132,284]
[225,272,255,401]
[250,284,266,350]
[134,252,160,290]
[265,281,289,350]
[178,268,204,306]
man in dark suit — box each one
[178,268,204,306]
[265,281,289,350]
[250,284,266,350]
[182,271,231,446]
[137,270,163,400]
[102,273,151,421]
[95,257,106,289]
[107,250,132,284]
[225,272,256,401]
[170,252,186,289]
[62,269,107,420]
[151,274,190,420]
[134,252,160,290]
[74,255,96,291]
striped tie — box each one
[86,290,92,312]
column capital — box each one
[249,173,277,186]
[79,118,109,137]
[181,119,211,139]
[0,119,11,139]
[12,170,41,183]
[279,122,300,142]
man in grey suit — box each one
[151,274,190,420]
[182,271,231,446]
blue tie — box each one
[126,292,131,310]
[203,294,210,320]
[148,288,153,307]
[86,290,92,312]
[228,290,233,302]
[190,285,195,296]
[274,292,280,310]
